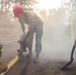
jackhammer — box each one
[17,35,29,59]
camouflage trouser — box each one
[27,24,43,54]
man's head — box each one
[13,4,24,18]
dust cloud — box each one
[38,8,76,61]
[0,8,76,64]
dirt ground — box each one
[0,13,76,75]
[25,59,76,75]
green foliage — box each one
[20,0,38,10]
[20,0,38,5]
[0,0,38,12]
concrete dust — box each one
[0,8,76,75]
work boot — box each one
[34,53,39,63]
[0,63,7,74]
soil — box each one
[25,59,76,75]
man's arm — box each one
[25,25,34,40]
[25,12,35,40]
[21,23,25,35]
[18,12,35,42]
[18,18,25,35]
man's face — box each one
[13,11,23,18]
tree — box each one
[0,0,38,12]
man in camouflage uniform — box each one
[13,4,43,62]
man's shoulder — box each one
[25,11,34,15]
[24,11,36,20]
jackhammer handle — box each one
[74,39,76,46]
[71,39,76,60]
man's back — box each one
[23,11,43,26]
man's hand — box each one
[18,34,26,44]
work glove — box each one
[18,34,26,44]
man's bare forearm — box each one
[21,24,25,34]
